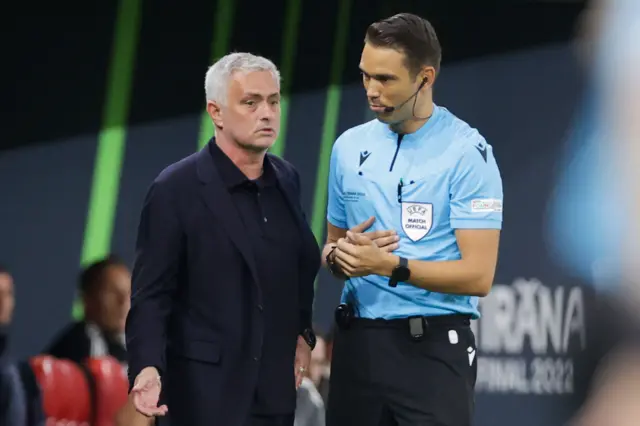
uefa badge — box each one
[401,202,433,241]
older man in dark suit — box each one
[125,52,321,426]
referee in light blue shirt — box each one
[322,13,503,426]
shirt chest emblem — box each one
[401,202,433,242]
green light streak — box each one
[197,0,236,150]
[310,0,352,243]
[74,0,143,320]
[270,0,302,157]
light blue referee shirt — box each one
[327,105,503,319]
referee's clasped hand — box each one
[349,216,400,253]
[334,231,393,277]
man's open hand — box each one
[116,394,155,426]
[131,367,168,418]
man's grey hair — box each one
[204,52,281,106]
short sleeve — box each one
[326,139,347,229]
[449,138,503,229]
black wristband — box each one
[389,257,410,287]
[326,245,341,276]
[300,328,317,350]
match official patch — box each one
[401,202,433,241]
[471,199,502,213]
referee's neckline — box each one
[381,104,442,140]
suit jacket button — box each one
[253,356,259,361]
[257,304,263,312]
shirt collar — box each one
[380,103,443,140]
[209,141,276,189]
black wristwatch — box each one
[325,245,341,277]
[301,328,317,350]
[389,257,410,287]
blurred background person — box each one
[0,265,24,425]
[577,0,640,423]
[44,255,130,366]
[0,265,15,355]
[548,0,640,424]
[0,266,45,426]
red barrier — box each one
[84,356,129,426]
[30,355,91,426]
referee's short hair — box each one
[365,12,442,76]
[79,255,126,297]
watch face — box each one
[394,266,410,282]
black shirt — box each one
[210,143,302,414]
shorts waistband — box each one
[350,314,471,329]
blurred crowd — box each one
[0,257,131,425]
[0,256,334,425]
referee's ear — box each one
[420,66,436,89]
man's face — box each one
[86,265,131,334]
[210,70,281,152]
[0,273,15,326]
[360,42,424,124]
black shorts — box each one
[327,314,477,426]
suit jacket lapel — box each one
[271,156,321,306]
[270,156,315,244]
[196,144,261,287]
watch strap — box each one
[389,256,409,288]
[301,328,316,350]
[326,245,341,276]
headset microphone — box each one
[382,78,428,113]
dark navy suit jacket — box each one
[125,141,320,426]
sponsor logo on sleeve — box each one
[471,198,503,213]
